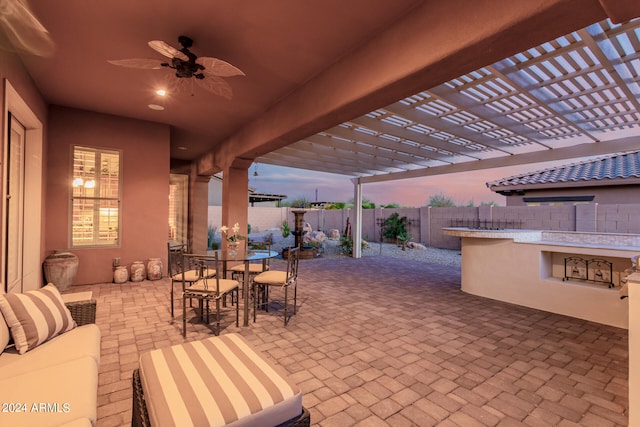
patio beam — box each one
[358,136,640,184]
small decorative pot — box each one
[113,266,129,284]
[147,258,163,280]
[130,261,146,282]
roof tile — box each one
[487,150,640,189]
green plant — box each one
[207,225,217,249]
[282,197,311,208]
[382,213,409,241]
[282,220,291,238]
[247,223,252,235]
[338,235,367,256]
[427,193,457,207]
[397,230,411,251]
[339,235,354,255]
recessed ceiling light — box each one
[156,89,166,96]
[177,146,188,151]
[148,104,164,111]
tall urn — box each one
[43,250,79,291]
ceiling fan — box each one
[108,35,244,100]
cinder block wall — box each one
[208,203,640,250]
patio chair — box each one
[229,240,271,299]
[253,246,300,326]
[167,242,215,318]
[182,253,239,337]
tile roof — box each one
[487,150,640,189]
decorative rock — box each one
[147,258,163,280]
[407,242,427,250]
[43,250,79,291]
[130,261,146,282]
[303,222,313,234]
[114,266,129,284]
[329,229,340,240]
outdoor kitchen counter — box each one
[443,227,636,329]
[443,227,640,253]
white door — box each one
[5,115,25,293]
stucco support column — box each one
[351,178,363,258]
[628,272,640,426]
[221,162,250,242]
[189,171,210,252]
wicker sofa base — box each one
[64,299,97,326]
[132,368,310,427]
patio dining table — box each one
[192,247,279,327]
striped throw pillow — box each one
[0,284,76,354]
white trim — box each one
[3,79,43,292]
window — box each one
[71,146,121,247]
[168,174,188,243]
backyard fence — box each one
[208,203,640,250]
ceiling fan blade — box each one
[107,58,164,69]
[196,57,245,77]
[0,0,55,57]
[195,76,233,100]
[148,40,188,61]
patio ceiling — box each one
[259,18,640,183]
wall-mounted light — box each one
[72,177,84,187]
[84,179,96,189]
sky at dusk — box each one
[248,158,577,208]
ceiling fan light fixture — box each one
[108,36,244,99]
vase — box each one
[43,250,79,291]
[113,266,129,284]
[227,241,240,256]
[130,261,146,282]
[147,258,163,280]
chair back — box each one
[188,253,222,295]
[285,246,300,285]
[168,242,188,276]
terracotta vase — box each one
[130,261,146,282]
[113,266,129,284]
[147,258,163,280]
[43,250,79,291]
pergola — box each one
[261,18,640,180]
[258,16,640,256]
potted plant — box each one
[282,220,291,238]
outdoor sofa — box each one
[0,284,100,427]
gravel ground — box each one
[249,231,462,268]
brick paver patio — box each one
[70,255,628,426]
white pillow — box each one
[0,284,76,354]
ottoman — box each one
[132,334,309,427]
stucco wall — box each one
[459,236,631,328]
[46,107,170,285]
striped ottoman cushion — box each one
[139,334,302,427]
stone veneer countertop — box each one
[442,228,640,252]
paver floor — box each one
[70,255,628,426]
